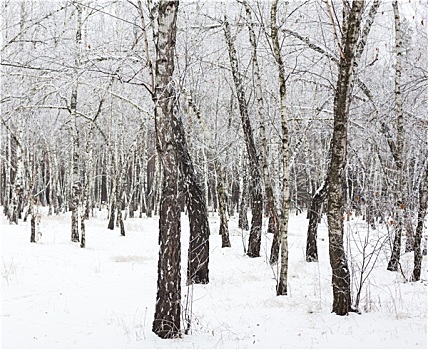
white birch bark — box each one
[240,0,281,264]
[10,125,25,224]
[387,0,405,271]
[271,0,290,296]
[223,16,263,258]
[70,1,82,243]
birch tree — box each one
[412,162,428,281]
[240,0,280,264]
[152,0,181,339]
[271,0,290,296]
[173,110,211,284]
[215,160,231,248]
[70,1,82,243]
[326,0,365,315]
[387,0,405,272]
[223,16,263,258]
[303,0,380,263]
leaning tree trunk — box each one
[177,89,211,285]
[326,0,364,316]
[152,0,181,340]
[412,163,428,281]
[241,0,280,264]
[387,0,405,272]
[223,17,263,258]
[175,116,210,284]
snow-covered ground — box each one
[1,207,427,349]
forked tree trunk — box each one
[152,1,181,339]
[326,0,364,315]
[223,17,263,258]
[412,164,428,281]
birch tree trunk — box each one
[215,160,231,248]
[174,112,211,285]
[3,132,12,217]
[176,86,212,283]
[240,0,280,264]
[47,147,54,216]
[28,153,36,243]
[10,128,24,224]
[387,0,405,272]
[80,161,90,248]
[412,163,428,281]
[326,0,364,315]
[70,1,82,243]
[223,17,263,258]
[173,114,210,283]
[139,133,148,217]
[306,181,328,262]
[107,175,116,230]
[238,152,249,231]
[80,87,107,247]
[304,0,379,262]
[116,154,126,237]
[152,0,181,339]
[271,0,290,296]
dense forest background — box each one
[1,0,427,340]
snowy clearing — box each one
[1,208,427,349]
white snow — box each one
[1,207,427,348]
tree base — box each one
[305,255,318,262]
[387,258,399,271]
[276,283,287,296]
[332,305,359,316]
[152,322,181,339]
[247,251,260,258]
